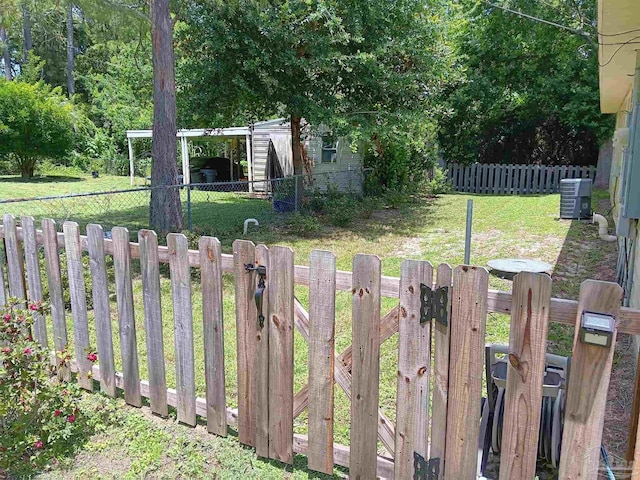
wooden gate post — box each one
[444,266,488,479]
[559,280,622,478]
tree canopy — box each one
[0,80,77,177]
[437,0,613,166]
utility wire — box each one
[599,35,640,68]
[482,0,640,45]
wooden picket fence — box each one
[1,213,640,479]
[446,163,597,194]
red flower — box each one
[1,346,10,354]
[2,313,10,323]
[54,409,62,417]
[87,352,98,363]
[29,303,40,311]
[23,347,32,355]
[34,440,43,449]
[26,335,33,341]
[67,414,75,423]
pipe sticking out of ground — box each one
[244,218,259,235]
[592,213,617,242]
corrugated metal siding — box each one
[252,125,291,182]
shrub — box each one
[0,299,85,476]
[283,213,321,237]
[422,166,452,195]
[0,80,78,178]
[324,197,359,227]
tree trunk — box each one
[19,158,36,179]
[22,3,32,64]
[66,3,75,96]
[149,0,182,234]
[0,27,11,81]
[291,115,303,175]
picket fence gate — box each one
[2,213,640,479]
[446,163,597,195]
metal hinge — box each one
[420,284,449,327]
[245,263,267,328]
[414,452,440,480]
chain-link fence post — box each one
[187,184,192,231]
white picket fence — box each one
[447,163,597,194]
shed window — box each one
[321,135,337,163]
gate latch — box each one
[413,452,440,480]
[420,284,448,327]
[245,263,267,328]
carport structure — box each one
[126,127,253,188]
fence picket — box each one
[268,246,295,464]
[63,221,93,391]
[139,229,168,416]
[350,254,382,479]
[533,165,540,194]
[499,272,552,479]
[233,239,258,447]
[168,233,196,426]
[3,214,25,301]
[308,250,336,474]
[42,219,68,379]
[112,226,141,406]
[21,216,47,347]
[559,280,622,478]
[444,266,488,478]
[255,244,270,457]
[431,263,453,469]
[0,240,6,306]
[395,260,433,479]
[86,224,116,397]
[199,236,227,436]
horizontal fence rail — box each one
[0,215,637,480]
[447,163,597,195]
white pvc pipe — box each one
[592,213,617,242]
[244,218,259,235]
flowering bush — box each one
[0,299,84,475]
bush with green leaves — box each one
[0,299,86,476]
[0,80,78,178]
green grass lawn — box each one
[0,174,617,478]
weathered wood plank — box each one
[168,233,196,426]
[42,219,68,379]
[138,229,168,416]
[395,260,433,479]
[307,250,336,474]
[559,280,622,479]
[21,216,47,346]
[199,236,227,436]
[63,221,93,391]
[112,226,141,406]
[499,272,552,479]
[444,266,488,479]
[255,244,270,457]
[3,214,26,301]
[233,239,258,447]
[431,263,453,469]
[268,246,294,463]
[350,254,382,479]
[86,224,116,397]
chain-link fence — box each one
[0,169,365,237]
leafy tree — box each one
[0,80,76,177]
[437,0,613,166]
[177,0,455,175]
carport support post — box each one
[464,199,473,264]
[127,137,134,186]
[246,133,253,193]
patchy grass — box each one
[0,174,618,477]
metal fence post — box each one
[464,199,473,264]
[187,184,192,231]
